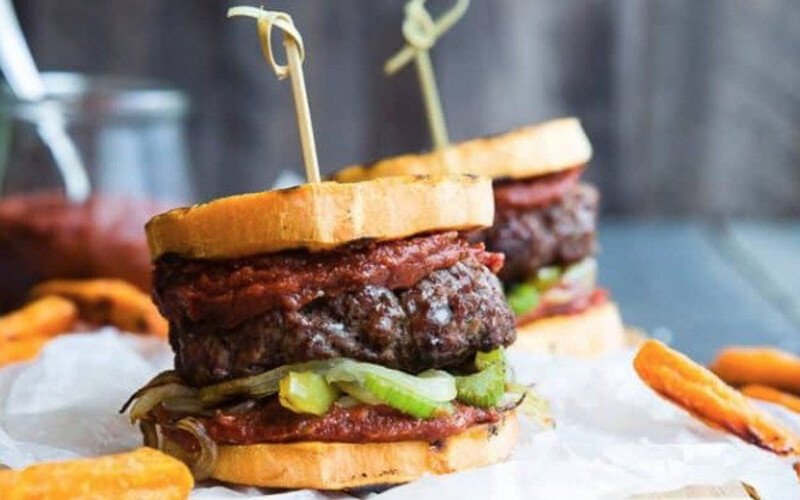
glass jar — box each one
[0,73,193,311]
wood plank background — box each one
[11,0,800,216]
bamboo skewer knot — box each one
[384,0,470,150]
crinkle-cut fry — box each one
[0,337,50,366]
[710,347,800,394]
[742,384,800,414]
[634,340,800,456]
[0,296,77,342]
[31,279,168,337]
[0,447,193,500]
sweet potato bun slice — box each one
[509,301,626,357]
[209,411,518,490]
[335,117,592,183]
[146,175,493,260]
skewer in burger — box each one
[335,118,626,356]
[123,175,539,489]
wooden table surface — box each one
[599,219,800,363]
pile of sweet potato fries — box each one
[0,279,167,366]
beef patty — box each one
[474,183,598,286]
[155,234,516,386]
[170,258,515,386]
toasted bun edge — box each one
[146,175,493,260]
[509,301,626,357]
[335,117,592,183]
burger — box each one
[335,118,626,356]
[122,175,530,489]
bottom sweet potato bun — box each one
[508,301,626,357]
[206,410,518,490]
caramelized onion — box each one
[139,420,160,449]
[128,383,198,423]
[160,396,213,417]
[120,370,182,413]
[154,418,219,481]
[175,417,218,480]
[506,382,554,428]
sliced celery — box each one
[362,372,453,419]
[198,359,337,405]
[542,257,597,306]
[507,283,540,316]
[455,363,505,407]
[475,347,505,371]
[278,371,340,416]
[324,361,456,418]
[326,360,456,402]
[533,266,562,291]
[455,348,508,408]
[336,381,383,405]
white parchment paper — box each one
[1,330,798,499]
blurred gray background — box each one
[12,0,800,216]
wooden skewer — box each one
[284,36,320,183]
[414,49,448,149]
[228,7,320,183]
[385,0,470,151]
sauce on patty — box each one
[155,232,503,328]
[493,167,583,210]
[153,398,508,446]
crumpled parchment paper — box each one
[1,330,797,499]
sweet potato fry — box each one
[0,296,77,342]
[634,340,800,456]
[742,384,800,414]
[710,347,800,394]
[0,447,193,499]
[0,337,50,366]
[31,279,168,337]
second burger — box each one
[336,118,626,356]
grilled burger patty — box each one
[155,234,516,386]
[474,183,599,286]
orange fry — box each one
[0,337,50,366]
[31,279,168,337]
[634,340,800,456]
[710,347,800,394]
[0,296,77,342]
[742,384,800,414]
[0,447,193,499]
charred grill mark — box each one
[429,439,445,451]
